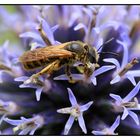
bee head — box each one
[83,44,99,64]
[65,41,99,65]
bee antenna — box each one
[97,37,115,52]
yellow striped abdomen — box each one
[22,59,49,70]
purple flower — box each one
[57,88,93,135]
[0,7,23,33]
[1,5,140,135]
[0,41,23,83]
[15,75,51,101]
[19,16,59,50]
[104,40,139,86]
[4,115,44,135]
[74,6,129,49]
[54,65,115,86]
[110,81,140,125]
[126,6,140,25]
[67,6,84,27]
[92,115,120,135]
[50,6,84,28]
[74,6,103,46]
[32,5,51,18]
[0,99,18,126]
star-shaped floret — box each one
[4,115,44,135]
[0,99,18,126]
[15,75,51,101]
[54,65,115,86]
[110,81,140,125]
[104,40,139,86]
[57,88,93,135]
[92,115,120,135]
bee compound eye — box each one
[69,43,83,53]
[83,44,89,51]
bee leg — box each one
[32,60,61,79]
[65,65,76,83]
[83,63,94,78]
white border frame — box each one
[0,0,140,4]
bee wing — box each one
[19,47,73,63]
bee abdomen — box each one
[22,59,47,70]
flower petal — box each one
[82,7,93,20]
[92,130,106,135]
[110,75,121,84]
[128,110,139,125]
[92,27,100,34]
[35,87,44,101]
[54,74,84,81]
[94,65,115,77]
[67,88,77,106]
[123,81,140,103]
[96,38,103,51]
[12,57,20,64]
[4,118,23,126]
[19,127,31,135]
[30,42,44,50]
[19,84,30,88]
[57,107,71,114]
[64,115,74,135]
[74,23,87,33]
[100,20,121,31]
[126,73,136,86]
[1,41,10,65]
[29,125,40,135]
[127,70,140,77]
[0,114,7,125]
[0,72,3,83]
[51,25,59,33]
[116,39,128,68]
[110,94,122,104]
[68,13,81,27]
[80,101,93,112]
[19,32,43,43]
[91,77,97,86]
[121,107,129,120]
[110,116,120,132]
[14,76,29,82]
[78,114,87,134]
[103,58,121,70]
[20,117,28,121]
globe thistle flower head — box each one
[0,5,140,135]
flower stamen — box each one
[37,21,52,46]
[118,58,139,77]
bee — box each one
[20,21,117,83]
[19,41,99,83]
